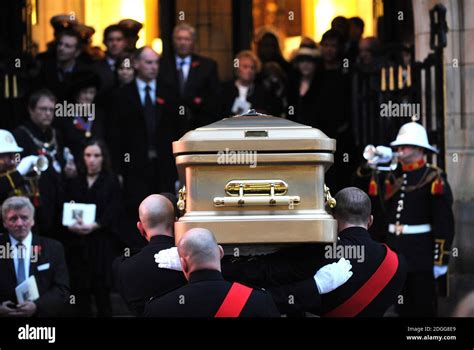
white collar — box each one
[136,78,156,91]
[175,55,192,65]
[9,231,33,247]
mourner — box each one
[144,228,281,317]
[359,121,455,317]
[110,46,176,250]
[13,89,76,237]
[286,47,322,126]
[63,139,122,316]
[0,197,70,317]
[60,70,105,161]
[158,23,220,138]
[93,24,127,95]
[34,28,89,101]
[114,194,186,316]
[220,50,279,117]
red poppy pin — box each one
[32,245,42,256]
[193,97,202,105]
[156,97,165,105]
[191,61,200,68]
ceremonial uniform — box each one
[13,121,66,237]
[143,269,280,317]
[0,170,28,204]
[378,159,454,316]
[359,121,455,317]
[223,227,406,317]
[114,235,187,316]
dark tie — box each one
[16,243,26,284]
[144,85,157,155]
[178,59,186,95]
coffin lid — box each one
[173,110,336,155]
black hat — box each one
[50,14,77,34]
[118,19,143,37]
[292,47,321,62]
[68,70,101,99]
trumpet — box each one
[363,144,399,171]
[33,155,49,175]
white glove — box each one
[433,265,448,279]
[154,247,182,271]
[314,258,353,294]
[17,155,39,175]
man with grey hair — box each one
[0,196,69,317]
[144,228,280,317]
[158,22,219,138]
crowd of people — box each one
[0,14,463,318]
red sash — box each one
[215,282,253,318]
[323,244,399,317]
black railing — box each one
[352,4,448,169]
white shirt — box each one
[10,231,33,281]
[175,55,192,81]
[106,56,116,71]
[236,82,250,100]
[136,78,156,106]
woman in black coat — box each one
[286,47,322,127]
[63,139,122,317]
[57,70,106,162]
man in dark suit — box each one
[144,228,280,317]
[110,46,176,222]
[34,28,89,102]
[114,194,186,315]
[0,196,70,317]
[157,23,219,139]
[224,187,407,317]
[93,24,127,96]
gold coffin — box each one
[172,113,337,244]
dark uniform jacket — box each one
[113,235,187,316]
[381,161,455,272]
[157,54,219,139]
[0,170,27,204]
[0,233,70,317]
[224,226,407,317]
[143,269,280,317]
[13,121,66,237]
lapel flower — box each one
[191,60,200,68]
[193,96,202,105]
[156,97,165,105]
[32,245,42,256]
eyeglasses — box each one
[36,107,55,113]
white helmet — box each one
[0,130,23,154]
[390,121,438,153]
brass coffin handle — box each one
[324,184,337,208]
[214,180,300,207]
[177,186,186,212]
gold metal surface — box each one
[172,115,338,244]
[225,179,288,196]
